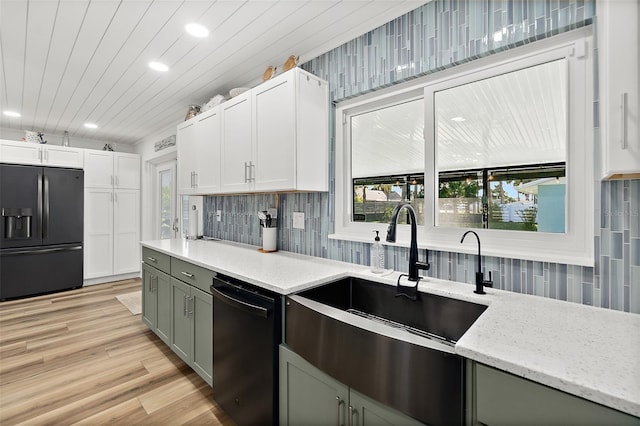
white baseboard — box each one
[83,272,141,286]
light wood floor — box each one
[0,279,232,425]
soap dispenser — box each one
[370,230,385,274]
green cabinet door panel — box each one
[349,389,423,426]
[170,277,191,364]
[141,264,155,329]
[279,345,349,426]
[191,286,212,386]
[154,268,172,345]
[475,363,640,425]
[279,345,424,426]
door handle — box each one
[620,92,628,150]
[336,397,344,426]
[43,175,50,238]
[183,294,188,316]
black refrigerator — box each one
[0,164,84,300]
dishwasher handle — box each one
[211,282,272,318]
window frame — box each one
[333,27,594,266]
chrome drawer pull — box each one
[181,271,194,278]
[147,257,157,262]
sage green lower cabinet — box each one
[472,362,639,425]
[170,277,213,386]
[279,345,423,426]
[141,263,171,345]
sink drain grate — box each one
[346,309,455,348]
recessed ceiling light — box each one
[3,111,21,117]
[84,123,98,129]
[451,116,466,122]
[185,23,209,38]
[149,61,169,72]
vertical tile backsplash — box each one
[203,0,639,314]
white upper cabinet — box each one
[218,67,329,194]
[177,119,198,195]
[84,151,140,189]
[220,91,253,193]
[0,139,84,169]
[253,68,329,192]
[177,106,222,195]
[177,68,329,195]
[598,0,640,178]
[195,107,222,194]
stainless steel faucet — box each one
[460,230,493,294]
[386,203,430,282]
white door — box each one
[156,161,179,239]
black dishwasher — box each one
[211,275,282,425]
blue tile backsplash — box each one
[203,0,639,314]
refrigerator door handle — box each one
[37,174,43,238]
[43,175,50,238]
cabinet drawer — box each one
[171,257,215,294]
[142,247,170,274]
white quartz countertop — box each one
[141,238,640,417]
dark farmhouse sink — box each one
[285,277,487,426]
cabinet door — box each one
[113,189,140,275]
[253,75,296,191]
[141,264,156,329]
[191,286,212,386]
[114,153,140,189]
[195,107,221,194]
[177,120,197,195]
[154,268,172,345]
[279,345,349,426]
[84,151,114,188]
[598,0,640,178]
[84,188,114,279]
[42,146,83,169]
[170,278,191,364]
[0,140,43,165]
[221,92,252,193]
[475,363,638,425]
[349,389,423,426]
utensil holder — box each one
[262,227,277,252]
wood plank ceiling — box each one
[0,0,425,145]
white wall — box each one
[0,127,137,153]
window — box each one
[351,98,425,225]
[334,27,594,266]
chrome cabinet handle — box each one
[44,149,49,162]
[336,397,344,426]
[153,276,157,291]
[115,175,119,186]
[183,294,188,316]
[244,162,249,183]
[188,296,194,316]
[620,92,628,150]
[111,175,114,185]
[181,271,194,279]
[249,161,255,182]
[193,172,198,188]
[38,148,42,161]
[147,256,157,263]
[348,405,354,426]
